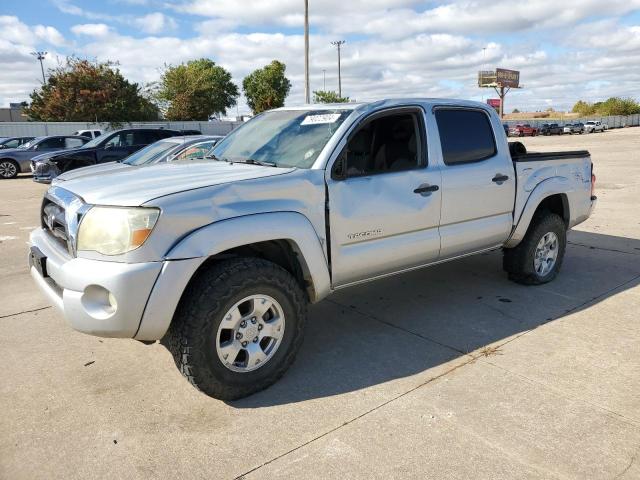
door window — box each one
[339,112,422,177]
[3,139,20,148]
[65,137,86,148]
[104,132,135,149]
[173,142,216,161]
[435,109,496,165]
[36,137,65,150]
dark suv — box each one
[32,128,182,183]
[540,123,564,135]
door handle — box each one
[492,174,509,184]
[414,184,439,196]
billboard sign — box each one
[496,68,520,88]
[486,98,501,109]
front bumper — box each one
[29,228,204,340]
[32,161,59,184]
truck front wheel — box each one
[164,257,307,400]
[503,212,567,285]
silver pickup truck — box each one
[28,99,596,399]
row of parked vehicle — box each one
[0,129,223,180]
[505,120,607,137]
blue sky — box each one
[2,0,640,113]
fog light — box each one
[81,285,117,319]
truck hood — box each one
[54,161,128,183]
[60,160,295,206]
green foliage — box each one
[242,60,292,114]
[572,97,640,116]
[313,90,350,104]
[154,58,239,120]
[512,108,520,113]
[24,57,159,122]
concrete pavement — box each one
[1,128,639,479]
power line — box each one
[31,51,47,84]
[331,40,345,97]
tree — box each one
[154,59,238,120]
[313,90,349,103]
[572,98,640,116]
[242,60,291,114]
[24,57,159,122]
[512,108,520,113]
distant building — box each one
[0,103,28,122]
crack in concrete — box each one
[568,241,640,257]
[615,443,640,479]
[0,306,51,319]
[236,272,640,479]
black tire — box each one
[0,159,19,179]
[503,211,567,285]
[163,257,307,400]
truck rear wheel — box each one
[164,257,307,400]
[503,211,567,285]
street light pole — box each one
[304,0,310,104]
[31,51,47,84]
[331,40,345,97]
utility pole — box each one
[331,40,345,97]
[304,0,310,104]
[481,47,487,102]
[31,51,47,84]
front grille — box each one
[41,197,72,254]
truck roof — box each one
[274,98,494,113]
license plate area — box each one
[30,246,48,278]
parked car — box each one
[508,124,538,136]
[73,129,103,139]
[564,123,584,135]
[0,136,90,179]
[53,135,224,184]
[28,99,596,399]
[31,128,183,183]
[502,124,509,136]
[180,129,203,135]
[540,123,564,135]
[0,136,35,150]
[584,121,604,133]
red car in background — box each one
[508,124,538,137]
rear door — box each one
[433,107,515,258]
[326,107,442,286]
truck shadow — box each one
[231,231,640,408]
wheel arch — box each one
[506,179,571,248]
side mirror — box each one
[331,152,347,181]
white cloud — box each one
[71,23,111,37]
[133,12,178,34]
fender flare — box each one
[135,212,332,341]
[166,211,331,302]
[504,177,570,248]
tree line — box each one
[572,97,640,117]
[24,57,349,122]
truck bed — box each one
[508,141,590,162]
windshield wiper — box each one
[231,158,277,167]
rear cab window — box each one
[434,108,497,165]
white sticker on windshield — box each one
[301,113,341,125]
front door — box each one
[327,108,442,286]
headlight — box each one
[77,207,160,255]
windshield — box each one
[122,140,180,166]
[18,138,42,149]
[82,131,112,148]
[210,109,352,168]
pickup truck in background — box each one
[584,121,605,133]
[508,123,538,137]
[28,99,596,400]
[540,123,564,135]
